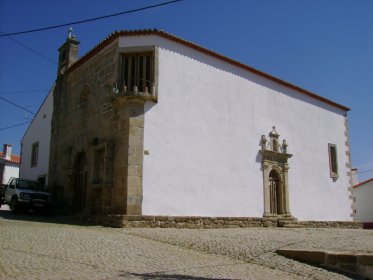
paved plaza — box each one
[0,208,372,279]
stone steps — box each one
[276,248,373,279]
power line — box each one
[0,31,57,64]
[0,90,49,95]
[0,121,32,131]
[0,96,35,115]
[0,90,48,93]
[358,169,373,174]
[0,0,183,37]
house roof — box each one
[352,178,373,189]
[0,152,21,164]
[66,28,350,112]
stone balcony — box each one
[111,83,157,106]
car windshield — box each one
[17,180,43,191]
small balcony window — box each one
[119,52,154,95]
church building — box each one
[48,29,353,221]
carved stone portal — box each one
[260,127,294,218]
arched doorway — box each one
[269,170,283,214]
[260,127,293,218]
[74,152,87,212]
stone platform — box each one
[92,214,364,229]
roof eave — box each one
[64,29,350,112]
[352,178,373,188]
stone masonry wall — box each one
[49,38,146,215]
[93,215,363,229]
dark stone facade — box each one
[49,34,156,215]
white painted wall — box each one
[353,179,373,222]
[1,162,19,185]
[20,86,53,184]
[120,36,352,221]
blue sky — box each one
[0,0,372,181]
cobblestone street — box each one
[0,208,372,280]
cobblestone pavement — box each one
[0,210,371,279]
[125,227,373,279]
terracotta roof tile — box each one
[0,152,21,164]
[352,178,373,189]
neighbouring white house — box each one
[19,85,54,187]
[352,178,373,222]
[0,144,20,186]
[28,29,354,221]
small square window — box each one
[31,142,39,167]
[328,144,338,181]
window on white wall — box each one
[328,144,338,181]
[31,142,39,167]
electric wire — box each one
[0,31,57,64]
[0,90,49,95]
[0,121,32,131]
[1,30,56,64]
[0,0,183,37]
[0,96,35,115]
[0,0,183,124]
[357,169,373,174]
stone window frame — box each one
[260,127,293,219]
[328,143,338,181]
[31,141,39,167]
[117,46,159,98]
[90,142,114,188]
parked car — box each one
[2,178,52,213]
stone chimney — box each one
[2,144,12,160]
[57,27,80,76]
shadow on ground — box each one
[0,207,95,227]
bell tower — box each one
[57,27,80,76]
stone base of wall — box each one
[90,215,363,229]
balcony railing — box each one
[113,78,156,97]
